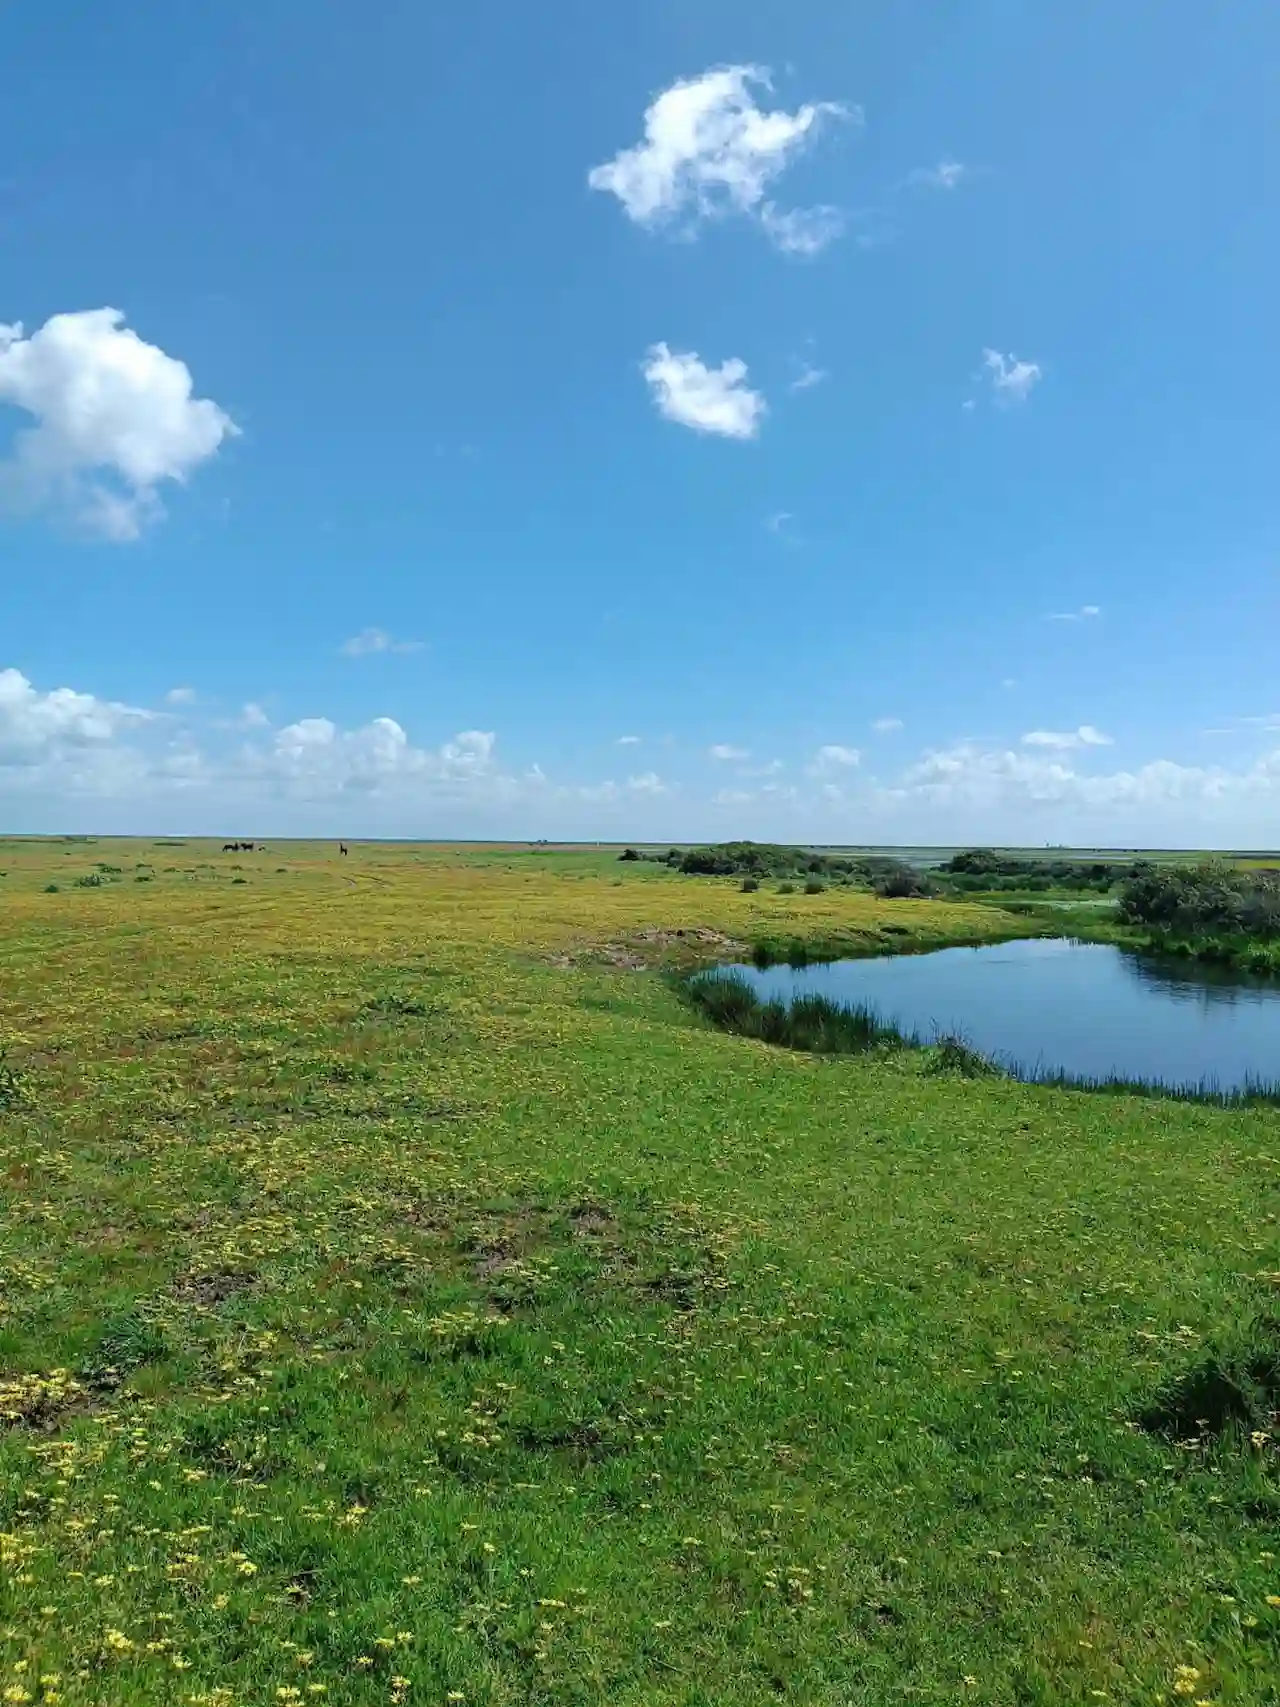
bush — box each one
[73,872,106,888]
[873,862,934,899]
[776,882,795,895]
[740,876,760,893]
[43,883,59,893]
[803,878,825,895]
[1119,860,1280,941]
[618,848,641,862]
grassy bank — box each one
[0,839,1278,1705]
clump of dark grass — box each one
[1137,1316,1280,1444]
[683,971,905,1056]
[925,1034,999,1078]
[0,1049,27,1111]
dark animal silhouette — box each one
[222,840,258,853]
[339,843,349,856]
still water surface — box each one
[726,937,1280,1091]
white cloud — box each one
[1048,604,1101,623]
[588,67,851,249]
[0,667,150,764]
[616,734,641,745]
[0,309,236,539]
[12,660,1280,845]
[982,347,1042,405]
[340,628,424,657]
[1022,725,1113,750]
[165,686,197,706]
[808,743,861,774]
[240,702,270,729]
[709,743,750,761]
[910,159,967,190]
[758,202,844,255]
[643,344,766,440]
[790,360,828,393]
[872,716,904,733]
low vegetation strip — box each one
[0,837,1277,1705]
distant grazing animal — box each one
[339,843,349,856]
[222,840,257,853]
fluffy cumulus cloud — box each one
[589,65,850,251]
[982,347,1042,405]
[0,667,150,764]
[1021,725,1113,750]
[0,309,236,539]
[643,344,765,439]
[13,661,1280,843]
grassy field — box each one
[1,839,1277,1707]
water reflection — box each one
[1120,950,1280,1008]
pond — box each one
[724,937,1280,1093]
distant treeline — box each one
[939,848,1138,893]
[620,842,1138,898]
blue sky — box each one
[2,0,1277,843]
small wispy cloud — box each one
[872,716,903,733]
[1047,604,1101,623]
[982,347,1042,405]
[340,628,424,657]
[909,158,967,191]
[808,743,861,775]
[789,360,828,393]
[709,743,750,762]
[1021,725,1113,750]
[165,686,196,706]
[616,734,642,745]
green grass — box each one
[0,839,1277,1705]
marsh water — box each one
[726,937,1280,1092]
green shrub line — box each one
[677,967,1280,1108]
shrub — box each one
[73,872,106,888]
[1119,860,1280,941]
[803,878,825,895]
[740,876,760,893]
[777,882,795,895]
[618,848,641,862]
[873,862,933,899]
[43,883,59,893]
